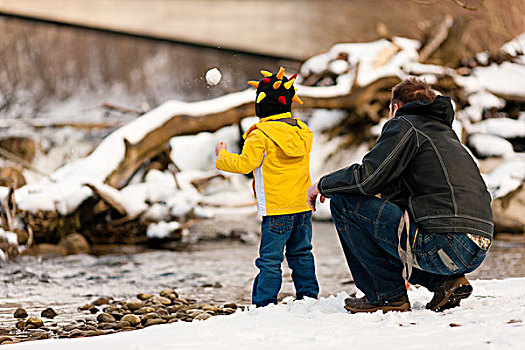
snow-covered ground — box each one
[5,278,525,350]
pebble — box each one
[223,303,238,309]
[144,318,166,327]
[194,312,212,321]
[134,307,156,315]
[0,336,12,344]
[92,297,112,306]
[96,313,116,323]
[152,296,172,306]
[126,298,144,311]
[160,290,178,298]
[41,308,58,319]
[26,318,44,328]
[116,320,131,329]
[140,313,160,325]
[13,308,28,319]
[89,306,99,314]
[98,322,117,330]
[137,293,153,300]
[120,314,141,327]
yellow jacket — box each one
[216,112,313,216]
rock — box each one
[167,305,187,314]
[103,306,120,314]
[26,329,49,339]
[223,303,238,309]
[134,307,156,315]
[15,230,29,245]
[492,186,525,233]
[116,320,131,329]
[168,319,178,324]
[24,244,67,257]
[41,308,57,319]
[26,317,44,328]
[144,318,166,327]
[13,308,28,319]
[120,314,141,327]
[0,328,10,335]
[0,336,13,344]
[220,308,236,315]
[96,313,116,323]
[201,305,217,314]
[63,323,80,332]
[152,296,172,306]
[194,312,212,321]
[89,307,99,314]
[160,290,178,298]
[125,298,144,311]
[93,297,112,306]
[187,309,203,318]
[98,322,117,330]
[137,293,153,300]
[0,166,26,188]
[59,233,90,255]
[140,313,160,325]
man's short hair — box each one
[391,77,436,107]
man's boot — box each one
[344,294,410,313]
[426,275,473,312]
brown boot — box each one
[426,275,473,312]
[344,294,411,314]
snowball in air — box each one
[206,68,222,86]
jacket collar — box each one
[259,112,293,123]
[395,96,455,126]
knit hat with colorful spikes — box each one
[247,67,303,118]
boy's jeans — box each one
[330,194,489,304]
[252,211,319,307]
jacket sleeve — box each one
[318,118,419,197]
[215,130,266,174]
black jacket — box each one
[318,96,494,239]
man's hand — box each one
[215,142,227,156]
[307,181,325,212]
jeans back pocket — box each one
[268,215,294,235]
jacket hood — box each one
[244,113,313,157]
[396,95,455,126]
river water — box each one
[1,222,524,327]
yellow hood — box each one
[243,113,313,157]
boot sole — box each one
[432,284,473,312]
[344,302,411,314]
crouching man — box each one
[307,77,493,313]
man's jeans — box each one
[252,211,319,307]
[330,194,489,304]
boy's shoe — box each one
[344,294,411,313]
[426,275,473,312]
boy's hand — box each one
[215,142,227,156]
[307,181,325,213]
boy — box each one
[215,67,319,307]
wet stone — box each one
[144,318,166,327]
[140,313,160,325]
[26,317,44,328]
[98,322,117,330]
[167,305,187,314]
[14,308,28,319]
[103,306,121,314]
[152,296,172,306]
[0,336,13,344]
[97,313,116,323]
[0,328,10,335]
[137,293,153,301]
[160,290,178,298]
[223,303,238,309]
[126,298,144,311]
[41,307,58,319]
[89,306,99,314]
[221,308,236,315]
[116,320,131,329]
[194,312,212,321]
[93,297,112,306]
[135,307,156,315]
[120,314,141,327]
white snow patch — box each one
[146,221,182,239]
[468,134,515,158]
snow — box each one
[7,278,525,350]
[206,68,222,86]
[146,220,181,239]
[483,155,525,199]
[467,117,525,139]
[468,134,515,158]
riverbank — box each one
[1,222,524,345]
